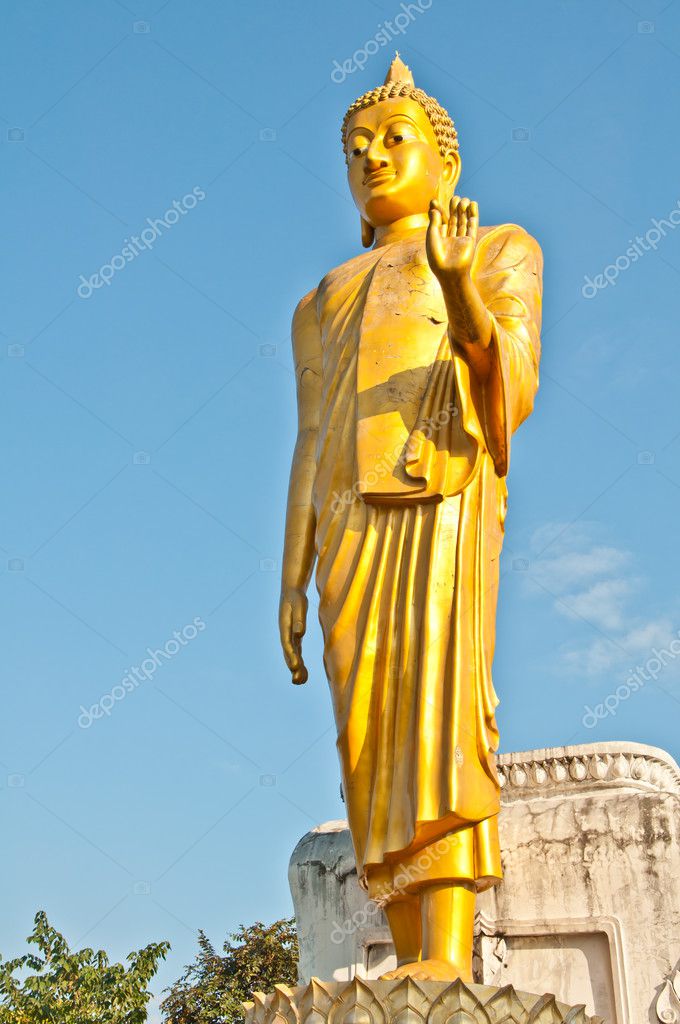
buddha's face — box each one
[345,96,459,228]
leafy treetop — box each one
[160,918,299,1024]
[0,910,169,1024]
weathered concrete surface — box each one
[288,742,680,1024]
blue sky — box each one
[2,0,680,1017]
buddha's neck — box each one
[373,214,429,248]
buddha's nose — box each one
[364,138,389,171]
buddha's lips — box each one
[364,169,396,187]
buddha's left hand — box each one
[426,196,478,282]
[426,196,493,371]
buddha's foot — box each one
[380,959,472,982]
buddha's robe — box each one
[294,224,542,901]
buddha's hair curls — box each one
[341,82,459,163]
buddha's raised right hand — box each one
[426,196,479,283]
[279,586,309,685]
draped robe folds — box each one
[298,224,542,901]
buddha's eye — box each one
[385,125,415,147]
[348,135,370,159]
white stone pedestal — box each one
[288,742,680,1024]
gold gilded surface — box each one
[279,56,543,983]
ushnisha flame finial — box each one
[383,53,415,87]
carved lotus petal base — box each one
[243,978,603,1024]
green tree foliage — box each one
[0,910,169,1023]
[160,919,299,1024]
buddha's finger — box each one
[457,198,470,236]
[279,609,291,647]
[282,624,297,660]
[283,640,300,673]
[426,222,445,268]
[427,209,446,267]
[429,201,445,232]
[280,615,299,668]
[291,639,309,683]
[448,196,460,235]
[468,200,479,240]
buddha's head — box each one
[341,56,461,245]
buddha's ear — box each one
[439,149,461,205]
[361,217,375,248]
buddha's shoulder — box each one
[477,223,543,267]
[293,248,379,323]
[319,247,384,292]
[292,287,319,334]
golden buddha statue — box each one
[279,55,543,982]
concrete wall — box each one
[288,742,680,1024]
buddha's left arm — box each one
[468,227,543,477]
[440,269,495,381]
[439,224,543,478]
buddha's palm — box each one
[426,196,478,281]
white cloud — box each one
[559,578,631,632]
[525,522,680,679]
[623,620,678,654]
[561,620,680,678]
[530,546,630,595]
[561,636,622,676]
[529,520,599,556]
